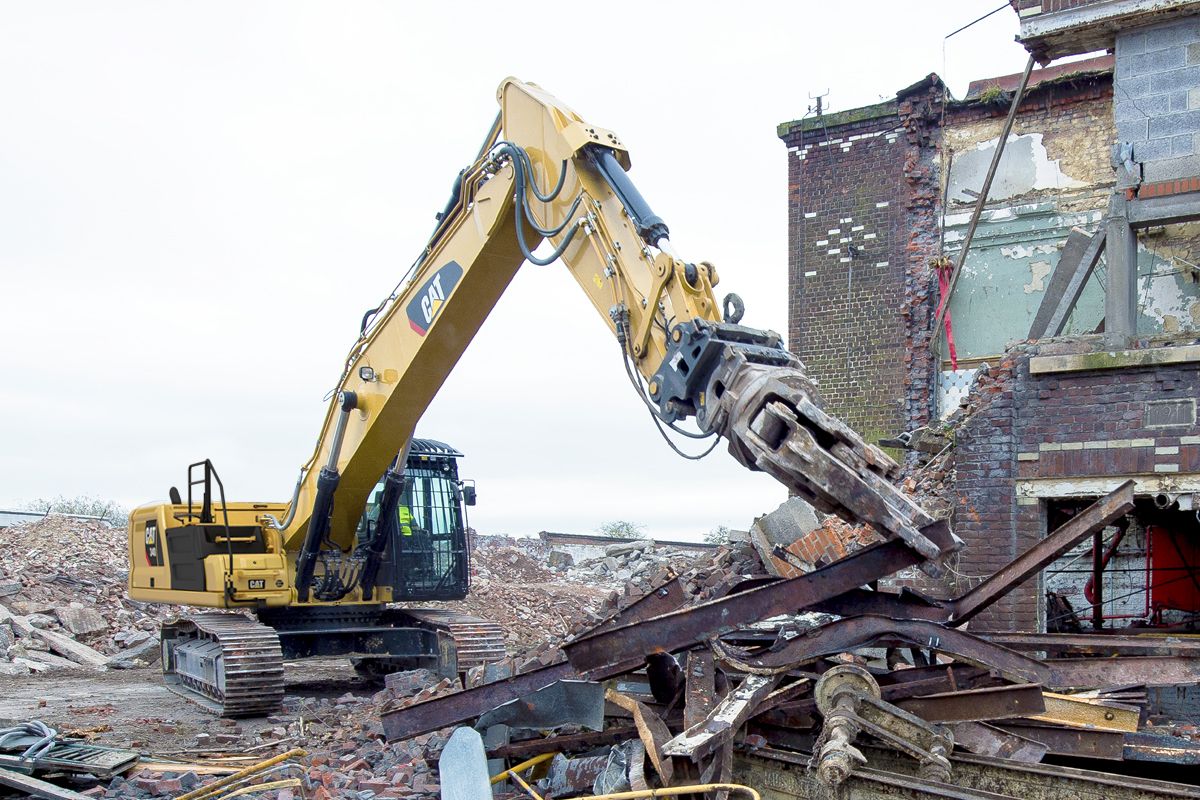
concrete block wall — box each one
[1116,16,1200,182]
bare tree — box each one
[22,495,129,527]
[703,524,731,545]
[597,520,648,539]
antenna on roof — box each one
[808,90,829,117]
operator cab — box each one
[358,438,475,601]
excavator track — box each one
[160,613,285,718]
[403,609,507,671]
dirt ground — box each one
[0,658,378,756]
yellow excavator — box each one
[127,77,958,716]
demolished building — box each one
[779,1,1200,652]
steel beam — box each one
[1129,191,1200,228]
[486,726,637,759]
[382,576,687,742]
[1106,193,1138,345]
[948,722,1049,763]
[867,745,1200,800]
[994,721,1126,761]
[1029,226,1106,339]
[1029,692,1140,733]
[710,615,1049,685]
[1049,656,1200,689]
[979,632,1200,657]
[564,526,957,677]
[683,650,717,730]
[664,674,781,761]
[895,683,1046,723]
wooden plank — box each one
[605,689,675,784]
[0,765,94,800]
[136,761,241,776]
[1029,226,1105,339]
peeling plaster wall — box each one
[943,203,1107,360]
[1136,223,1200,334]
[946,133,1087,204]
[935,79,1116,421]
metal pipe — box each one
[214,779,303,800]
[1092,530,1104,631]
[261,471,304,531]
[174,749,307,800]
[489,751,556,785]
[294,391,358,600]
[931,54,1036,350]
[585,144,670,247]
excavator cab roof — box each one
[407,439,463,460]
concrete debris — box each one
[7,491,1200,800]
[0,516,184,676]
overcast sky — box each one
[0,2,1030,540]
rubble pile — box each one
[371,484,1200,799]
[0,516,173,675]
[101,678,460,800]
[899,348,1022,521]
[438,536,764,656]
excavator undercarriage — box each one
[160,607,505,717]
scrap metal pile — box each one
[382,480,1200,799]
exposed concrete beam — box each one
[1018,0,1200,61]
[1017,474,1200,499]
[1029,343,1200,373]
[1129,191,1200,227]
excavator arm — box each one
[278,78,958,601]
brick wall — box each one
[780,106,910,447]
[1116,17,1200,182]
[779,81,944,451]
[954,339,1200,631]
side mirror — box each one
[462,485,477,506]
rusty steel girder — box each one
[948,481,1134,624]
[1048,656,1200,690]
[381,576,687,742]
[564,527,957,677]
[895,684,1047,724]
[710,616,1050,685]
[793,482,1134,626]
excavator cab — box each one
[358,438,474,601]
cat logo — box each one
[406,261,464,336]
[248,578,266,590]
[144,520,163,567]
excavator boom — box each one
[277,77,958,599]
